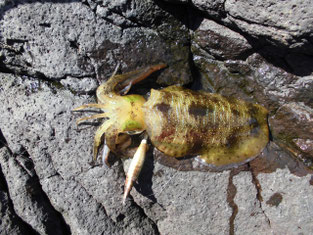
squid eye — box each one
[126,131,137,135]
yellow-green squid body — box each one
[73,64,269,204]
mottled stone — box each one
[190,0,225,18]
[0,0,312,234]
[293,139,313,156]
[258,168,313,234]
[0,150,34,235]
[269,102,313,141]
[60,76,98,94]
[269,102,313,167]
[224,0,313,52]
[233,171,271,234]
[130,160,232,235]
[0,0,191,84]
[193,19,253,60]
[0,148,67,235]
[0,73,158,234]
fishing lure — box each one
[73,64,269,204]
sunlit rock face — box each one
[0,0,312,234]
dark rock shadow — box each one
[0,165,41,235]
[155,0,313,76]
[0,129,7,149]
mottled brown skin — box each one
[143,86,269,166]
[73,64,269,203]
[74,64,269,167]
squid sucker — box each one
[73,64,269,204]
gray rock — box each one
[224,0,313,48]
[162,0,190,4]
[233,171,271,234]
[0,73,158,234]
[192,19,253,60]
[1,1,101,78]
[0,191,25,235]
[0,148,67,235]
[269,102,313,140]
[233,168,313,235]
[130,160,232,235]
[0,0,313,234]
[258,168,313,234]
[188,0,313,54]
[0,151,34,235]
[60,76,98,94]
[191,0,225,18]
[269,102,313,166]
[0,0,191,84]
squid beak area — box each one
[123,139,148,205]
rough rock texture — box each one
[224,0,313,50]
[0,153,37,235]
[0,0,313,234]
[129,158,231,235]
[192,19,253,60]
[234,169,313,235]
[233,171,271,234]
[0,148,67,235]
[169,0,313,54]
[258,169,313,234]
